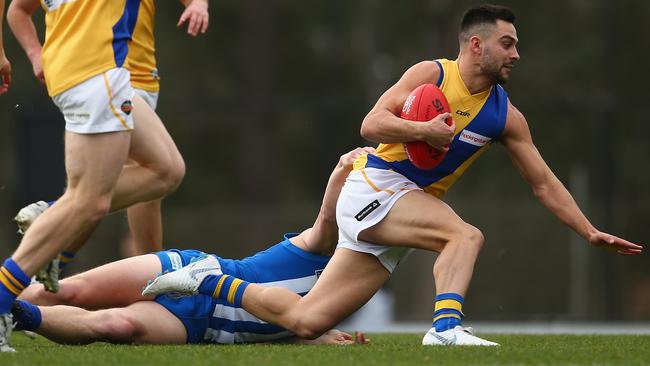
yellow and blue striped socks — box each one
[198,274,250,307]
[432,293,465,332]
[57,251,76,270]
[0,259,31,313]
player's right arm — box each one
[360,61,455,149]
[7,0,43,84]
[0,0,12,95]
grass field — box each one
[2,332,649,365]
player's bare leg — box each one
[20,254,161,309]
[34,301,186,345]
[358,190,483,297]
[123,200,163,256]
[240,248,389,339]
[11,131,132,275]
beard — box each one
[480,52,510,85]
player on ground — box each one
[13,148,372,346]
[0,1,186,352]
[143,4,643,347]
[0,0,11,95]
[8,0,209,292]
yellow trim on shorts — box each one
[213,275,229,298]
[102,72,131,130]
[227,279,244,304]
[360,169,395,195]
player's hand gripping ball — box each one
[401,84,452,169]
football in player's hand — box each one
[401,84,452,170]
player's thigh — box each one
[296,248,389,330]
[359,190,471,252]
[128,94,182,167]
[120,301,187,344]
[64,254,162,309]
[64,130,131,194]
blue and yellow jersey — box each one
[40,0,141,96]
[355,58,509,198]
[126,0,159,92]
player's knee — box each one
[70,195,112,224]
[153,156,185,194]
[94,311,139,343]
[462,224,484,250]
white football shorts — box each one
[336,167,421,273]
[52,67,134,134]
[134,88,159,111]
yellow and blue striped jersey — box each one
[126,0,159,92]
[355,58,509,198]
[40,0,140,96]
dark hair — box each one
[459,4,516,43]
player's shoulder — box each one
[400,59,444,85]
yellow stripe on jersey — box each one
[127,0,159,92]
[41,0,133,96]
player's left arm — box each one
[501,101,643,255]
[292,147,376,256]
[178,0,209,36]
[0,0,12,95]
[284,329,358,345]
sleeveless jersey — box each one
[40,0,140,96]
[354,58,509,198]
[126,0,159,92]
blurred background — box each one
[0,0,648,326]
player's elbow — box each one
[360,112,382,142]
[291,319,330,340]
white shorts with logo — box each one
[336,168,421,273]
[52,67,135,134]
[134,88,159,111]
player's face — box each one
[480,20,520,84]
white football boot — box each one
[422,326,499,346]
[14,201,49,235]
[14,201,61,293]
[142,255,222,297]
[0,313,15,353]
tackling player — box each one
[12,148,372,346]
[7,0,209,292]
[144,4,643,347]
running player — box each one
[143,4,643,347]
[13,148,372,346]
[0,0,11,95]
[7,0,209,292]
[0,1,185,352]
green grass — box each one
[2,332,649,366]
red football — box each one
[401,84,452,169]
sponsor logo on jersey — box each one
[355,200,381,221]
[455,110,471,117]
[459,130,491,147]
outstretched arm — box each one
[501,101,643,255]
[178,0,209,36]
[7,0,43,84]
[291,147,375,256]
[0,0,12,94]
